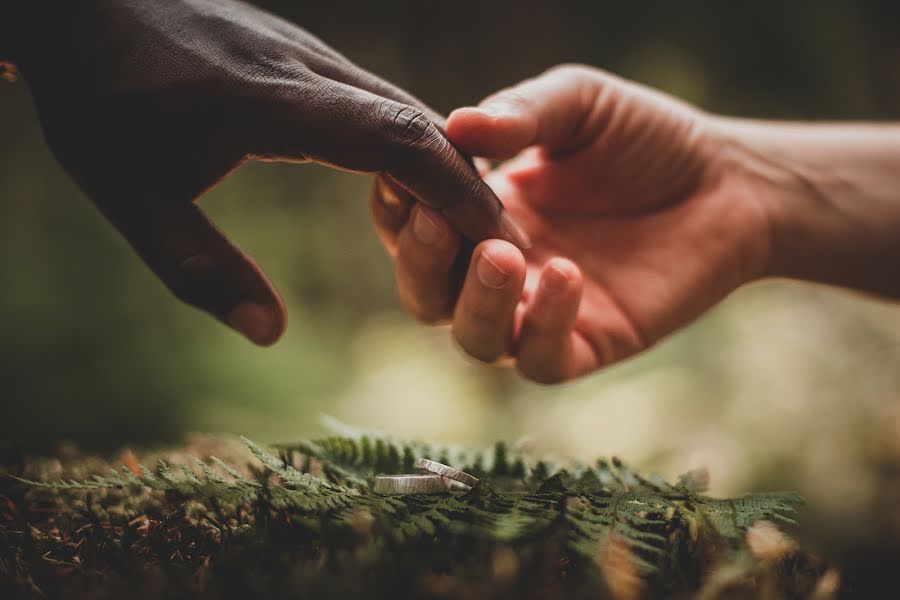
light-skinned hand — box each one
[373,65,774,382]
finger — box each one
[370,174,415,256]
[308,63,492,184]
[305,55,447,127]
[451,240,526,363]
[103,200,286,346]
[393,204,461,323]
[446,64,605,160]
[250,80,530,249]
[516,258,594,384]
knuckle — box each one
[378,101,445,150]
[483,88,531,112]
[546,62,597,79]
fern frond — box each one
[10,430,808,595]
[696,492,803,539]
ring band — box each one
[373,474,450,495]
[414,458,479,488]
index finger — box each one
[384,141,530,250]
[252,80,530,248]
[366,92,530,248]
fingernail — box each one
[500,212,532,249]
[227,301,280,346]
[477,253,509,289]
[412,208,445,246]
[478,100,520,120]
[541,263,569,294]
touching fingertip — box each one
[446,107,479,135]
[500,211,532,249]
[447,106,537,161]
[227,301,283,346]
[448,106,492,124]
[447,106,515,139]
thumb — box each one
[103,200,286,346]
[446,65,607,160]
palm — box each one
[485,101,769,366]
[378,66,775,381]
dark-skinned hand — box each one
[4,0,527,344]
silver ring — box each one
[447,479,472,492]
[414,457,479,488]
[373,474,450,495]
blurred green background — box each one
[2,0,900,561]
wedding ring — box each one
[373,474,450,495]
[414,457,479,488]
[447,479,472,492]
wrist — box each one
[702,116,805,284]
[713,116,900,297]
[716,119,825,281]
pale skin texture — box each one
[371,64,900,384]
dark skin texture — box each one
[4,0,528,345]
